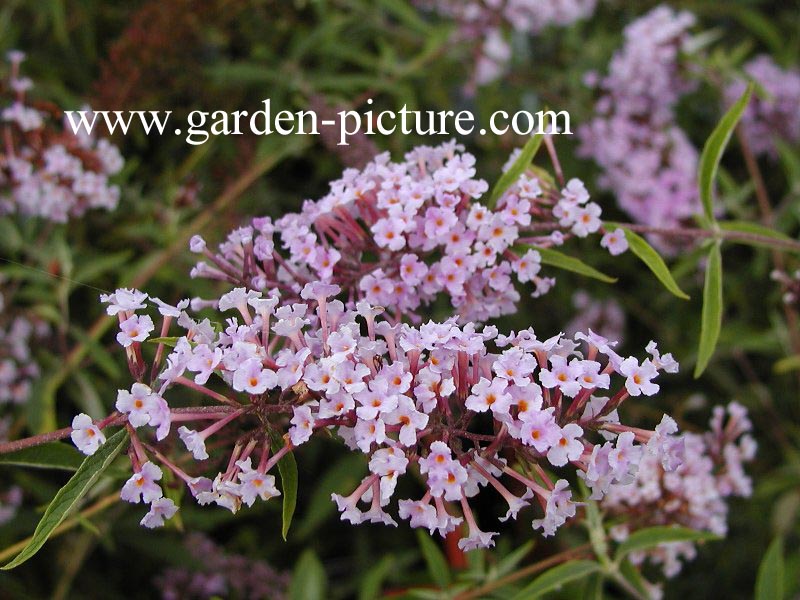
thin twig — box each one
[736,126,800,361]
[0,492,120,564]
[454,543,593,600]
[0,406,239,454]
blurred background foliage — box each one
[0,0,799,598]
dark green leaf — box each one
[358,554,395,600]
[270,432,298,540]
[614,526,721,562]
[72,251,132,287]
[487,128,546,208]
[774,355,800,374]
[511,560,602,600]
[289,550,327,600]
[1,428,129,570]
[416,530,451,588]
[755,537,784,600]
[535,247,617,283]
[146,337,180,348]
[617,559,649,598]
[698,83,753,222]
[0,442,83,471]
[719,221,797,251]
[695,242,724,378]
[295,453,365,540]
[620,228,690,300]
[496,541,535,578]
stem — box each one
[608,569,648,600]
[543,135,565,187]
[174,376,243,407]
[0,492,120,564]
[454,543,593,600]
[618,223,800,253]
[0,406,239,454]
[736,127,800,361]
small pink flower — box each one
[70,413,105,455]
[601,228,629,255]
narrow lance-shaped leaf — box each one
[755,537,784,600]
[619,227,690,300]
[487,113,549,208]
[773,354,800,374]
[533,246,617,283]
[495,541,535,578]
[1,428,129,570]
[698,83,753,222]
[270,430,298,541]
[511,560,602,600]
[289,549,328,600]
[718,221,797,252]
[614,526,721,563]
[416,530,451,588]
[0,442,84,471]
[695,242,724,378]
[617,559,651,598]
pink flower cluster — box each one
[0,486,22,526]
[725,55,800,158]
[155,533,290,600]
[579,7,800,233]
[578,6,700,231]
[603,402,755,578]
[0,294,48,529]
[189,142,617,324]
[0,313,42,411]
[416,0,598,86]
[565,290,625,344]
[0,288,49,441]
[0,51,124,221]
[72,281,683,549]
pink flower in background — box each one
[725,55,800,158]
[0,54,124,221]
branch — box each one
[0,406,239,454]
[454,543,593,600]
[619,223,800,253]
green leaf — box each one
[774,354,800,374]
[1,428,129,570]
[755,537,784,600]
[614,526,721,562]
[695,242,724,378]
[294,453,365,540]
[289,549,327,600]
[619,228,690,300]
[581,573,605,600]
[534,247,617,283]
[698,83,753,222]
[72,251,132,288]
[0,442,84,471]
[358,554,395,600]
[416,530,451,588]
[511,560,602,600]
[496,541,535,578]
[269,432,298,541]
[617,559,649,598]
[146,337,181,348]
[487,127,546,208]
[376,0,431,34]
[718,221,797,251]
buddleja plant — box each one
[3,65,799,597]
